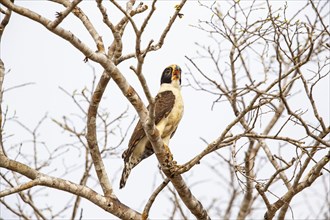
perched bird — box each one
[120,64,184,189]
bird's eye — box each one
[165,67,172,75]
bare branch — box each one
[0,155,142,219]
[1,0,102,61]
[142,179,170,220]
[86,70,115,198]
[49,0,82,29]
[264,151,330,220]
[0,179,40,197]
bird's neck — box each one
[158,82,181,93]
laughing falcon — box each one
[120,64,184,189]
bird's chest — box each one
[163,93,184,135]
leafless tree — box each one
[0,0,209,219]
[184,0,329,219]
[0,0,329,220]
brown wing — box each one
[122,91,175,162]
[154,90,175,125]
[122,119,144,162]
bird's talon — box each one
[169,164,182,177]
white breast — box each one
[157,83,184,145]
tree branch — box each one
[142,179,170,220]
[49,0,82,29]
[0,155,142,219]
[264,151,330,220]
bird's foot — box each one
[163,144,173,161]
[169,164,183,177]
[161,144,175,168]
[160,144,182,177]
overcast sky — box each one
[1,1,329,219]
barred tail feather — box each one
[119,164,132,189]
[119,147,149,189]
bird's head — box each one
[160,64,182,87]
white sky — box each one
[1,0,329,219]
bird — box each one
[119,64,184,189]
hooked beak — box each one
[172,69,180,80]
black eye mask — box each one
[160,67,173,85]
